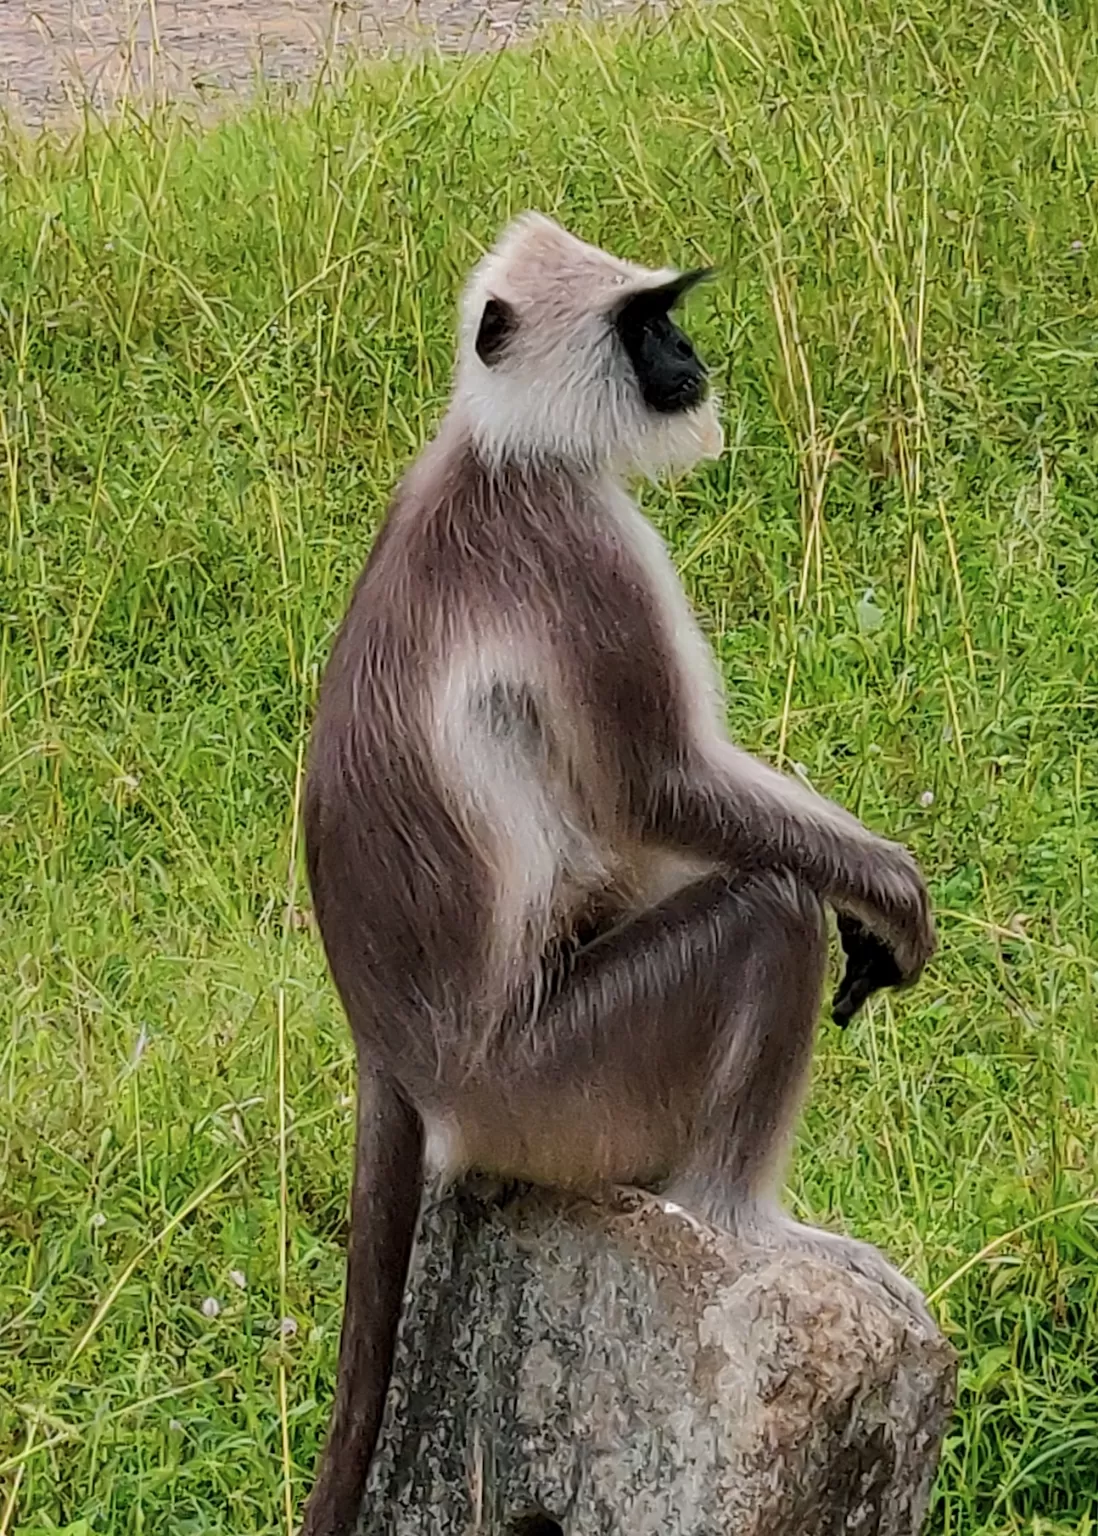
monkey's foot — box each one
[746,1212,935,1332]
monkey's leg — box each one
[658,902,933,1325]
[457,868,930,1326]
[449,868,818,1191]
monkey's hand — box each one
[830,840,935,1021]
[832,913,904,1025]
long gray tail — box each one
[300,1070,424,1536]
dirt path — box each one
[2,0,637,128]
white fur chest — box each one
[602,482,727,748]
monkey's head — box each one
[453,211,724,476]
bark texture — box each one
[361,1182,956,1535]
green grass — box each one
[1,0,1097,1530]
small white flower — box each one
[169,1418,183,1433]
[90,1212,106,1230]
[229,1269,247,1290]
[339,1093,354,1110]
[279,1316,298,1337]
[919,790,935,808]
[201,1296,221,1319]
[855,588,886,635]
[1071,240,1085,253]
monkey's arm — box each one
[648,744,935,986]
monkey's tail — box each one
[301,1068,424,1536]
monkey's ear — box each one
[475,296,518,366]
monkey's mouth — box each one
[643,369,709,416]
[664,377,710,414]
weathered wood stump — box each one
[361,1182,956,1535]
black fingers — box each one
[831,913,905,1026]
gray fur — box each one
[299,213,936,1536]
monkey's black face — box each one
[612,269,713,416]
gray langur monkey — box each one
[300,211,937,1536]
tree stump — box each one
[361,1182,956,1535]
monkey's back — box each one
[303,445,503,1067]
[303,426,714,1073]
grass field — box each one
[2,0,1097,1530]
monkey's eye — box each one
[476,296,518,366]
